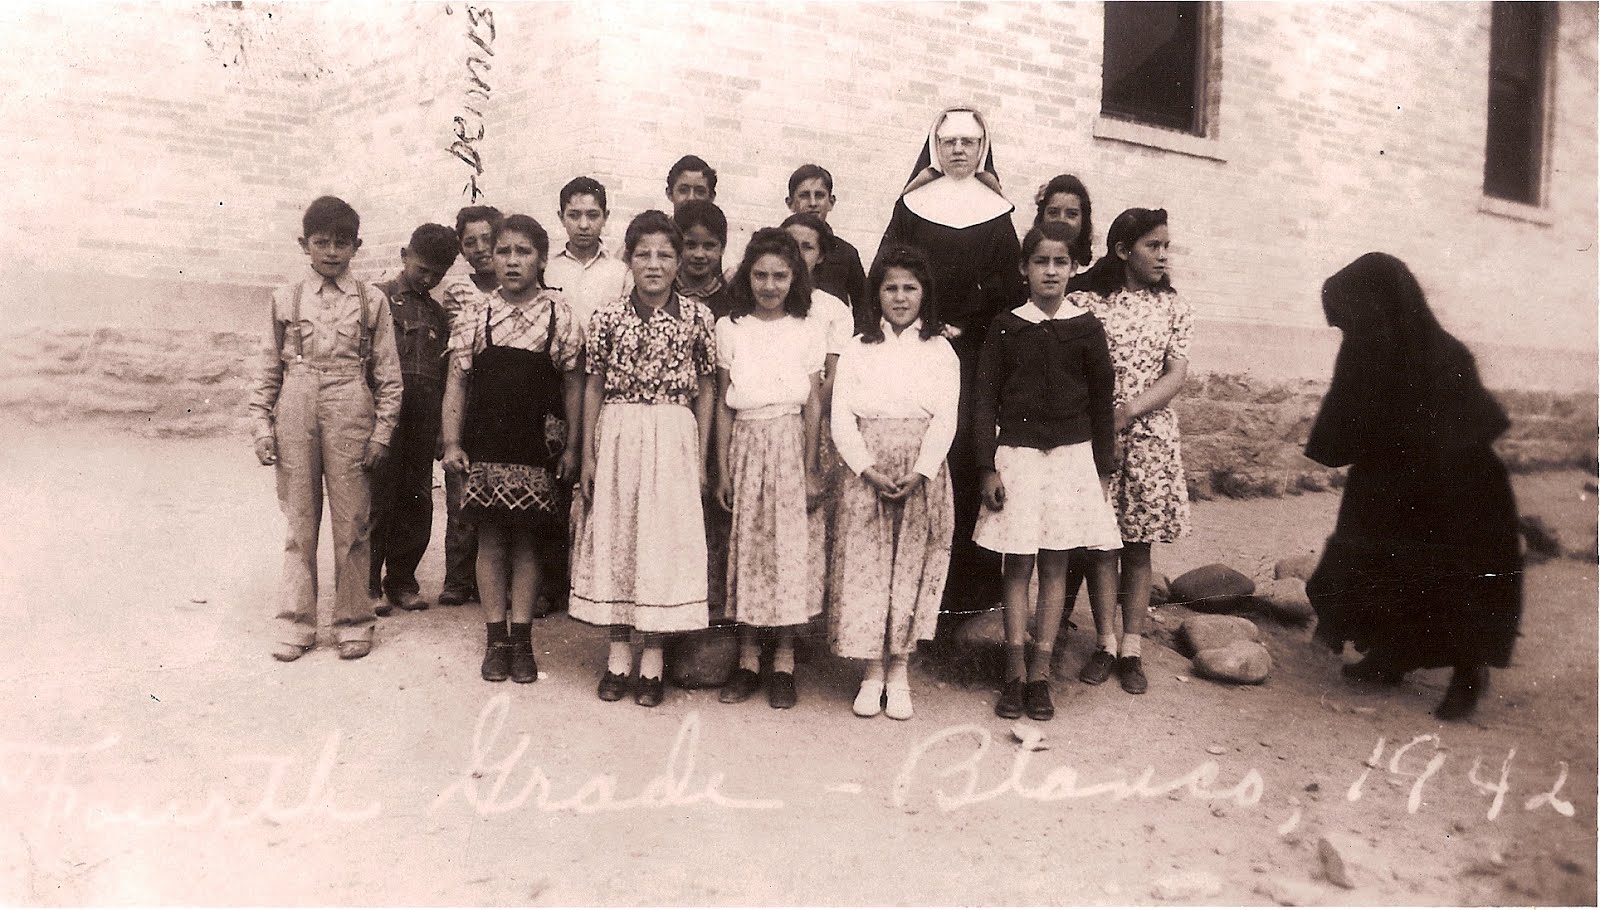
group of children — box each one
[250,143,1194,723]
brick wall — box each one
[0,2,1594,464]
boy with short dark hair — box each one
[545,176,631,329]
[787,163,867,315]
[248,195,403,661]
[369,223,459,613]
[436,205,504,606]
[666,155,718,209]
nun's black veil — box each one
[1305,252,1509,468]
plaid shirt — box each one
[378,277,450,384]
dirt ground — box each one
[0,424,1594,907]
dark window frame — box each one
[1100,1,1216,138]
[1483,1,1556,206]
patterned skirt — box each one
[460,413,567,536]
[828,417,953,659]
[974,441,1123,554]
[569,403,709,633]
[726,414,821,629]
[1109,407,1190,544]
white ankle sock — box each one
[607,641,632,675]
[1098,634,1118,654]
[772,643,796,674]
[1119,634,1142,658]
[638,646,664,680]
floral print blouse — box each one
[1072,287,1193,406]
[586,293,718,406]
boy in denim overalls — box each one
[369,223,458,613]
[248,195,404,661]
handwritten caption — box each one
[445,4,495,201]
[0,697,1578,830]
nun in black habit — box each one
[1304,252,1522,721]
[878,107,1024,622]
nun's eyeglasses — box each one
[937,137,980,149]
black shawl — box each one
[1305,253,1508,468]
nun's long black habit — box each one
[877,109,1023,617]
[1305,253,1521,670]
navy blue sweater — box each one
[972,307,1116,475]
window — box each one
[1483,1,1553,205]
[1102,1,1209,136]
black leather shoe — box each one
[438,588,471,606]
[635,676,665,708]
[1078,649,1116,685]
[1435,665,1487,721]
[1023,680,1055,721]
[597,671,630,702]
[480,642,511,682]
[720,668,760,704]
[768,671,798,709]
[510,644,538,684]
[995,678,1025,719]
[394,591,429,611]
[1117,656,1149,695]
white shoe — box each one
[853,680,885,717]
[884,683,914,721]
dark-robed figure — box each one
[878,107,1024,623]
[1304,253,1521,721]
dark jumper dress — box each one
[460,302,566,537]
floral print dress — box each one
[1077,287,1193,543]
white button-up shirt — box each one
[544,241,632,337]
[830,319,960,479]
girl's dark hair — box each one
[491,214,551,287]
[1033,174,1094,267]
[730,227,812,320]
[1071,207,1173,296]
[624,209,684,258]
[860,244,944,344]
[673,200,728,246]
[779,212,835,260]
[1020,221,1079,262]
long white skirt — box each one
[569,402,709,632]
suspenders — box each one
[279,279,374,374]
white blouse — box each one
[808,288,855,357]
[715,312,825,420]
[830,320,960,480]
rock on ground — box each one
[1518,514,1564,564]
[1178,614,1261,656]
[1150,870,1223,901]
[666,626,738,688]
[1193,640,1273,684]
[1149,572,1172,605]
[1274,553,1320,581]
[1170,563,1255,613]
[1253,577,1315,625]
[1258,877,1334,906]
[1317,833,1371,889]
[954,609,1007,649]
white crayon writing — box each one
[0,731,380,829]
[430,694,783,815]
[891,724,1265,812]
